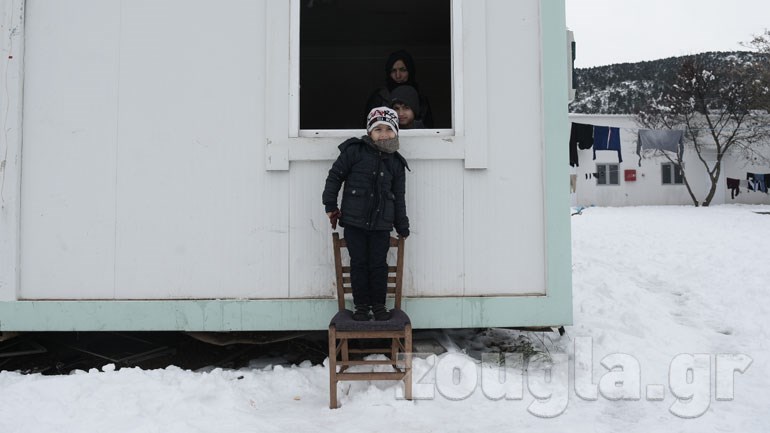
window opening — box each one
[299,0,451,130]
[662,162,684,185]
[596,164,620,185]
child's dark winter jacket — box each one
[323,137,410,237]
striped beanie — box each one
[366,107,399,135]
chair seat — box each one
[330,308,411,332]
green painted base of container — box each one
[0,297,572,331]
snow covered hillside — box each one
[569,51,770,114]
[1,205,768,433]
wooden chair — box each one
[328,232,413,409]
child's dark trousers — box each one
[343,226,391,306]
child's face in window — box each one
[393,103,415,128]
[390,60,409,84]
[369,124,397,141]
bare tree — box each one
[742,29,770,110]
[636,55,769,206]
[742,29,770,54]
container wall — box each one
[19,0,551,300]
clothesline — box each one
[569,121,770,168]
[573,124,770,133]
[727,173,770,199]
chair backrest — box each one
[332,232,404,311]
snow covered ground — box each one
[1,205,768,433]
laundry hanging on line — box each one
[592,126,622,163]
[747,173,769,193]
[569,123,689,167]
[636,129,685,167]
[569,122,594,167]
[726,177,740,199]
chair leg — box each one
[328,326,338,409]
[390,337,398,367]
[404,325,413,401]
[341,338,349,365]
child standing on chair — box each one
[323,107,410,321]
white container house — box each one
[0,0,572,331]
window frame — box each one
[661,162,684,185]
[265,0,492,170]
[596,163,620,186]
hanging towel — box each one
[569,123,594,167]
[759,174,769,194]
[747,173,757,191]
[726,177,740,199]
[636,129,685,166]
[608,127,622,163]
[746,173,767,192]
[570,174,577,193]
[592,126,622,163]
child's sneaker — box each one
[352,304,371,321]
[371,304,391,321]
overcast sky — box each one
[566,0,770,68]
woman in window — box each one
[365,50,434,128]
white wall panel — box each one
[20,1,121,299]
[20,1,288,300]
[288,162,336,298]
[289,159,465,298]
[464,0,547,295]
[113,1,286,299]
[403,160,465,296]
[0,0,25,302]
